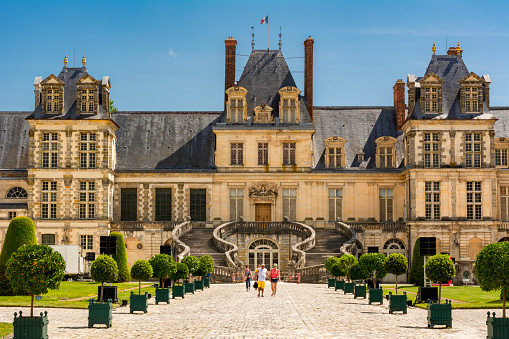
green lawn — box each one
[0,281,155,309]
[0,323,13,338]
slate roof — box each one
[0,112,30,170]
[491,107,509,138]
[0,203,28,210]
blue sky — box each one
[1,0,508,111]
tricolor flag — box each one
[261,16,268,24]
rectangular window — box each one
[121,188,137,221]
[45,89,60,113]
[379,188,394,221]
[42,133,58,168]
[465,87,479,113]
[423,132,440,168]
[155,188,172,221]
[79,181,95,219]
[190,189,207,221]
[282,99,297,123]
[230,143,243,165]
[423,87,439,113]
[258,143,268,165]
[467,181,482,220]
[379,147,394,168]
[328,189,343,221]
[80,235,93,250]
[80,133,97,168]
[81,88,95,113]
[41,234,55,245]
[465,133,482,168]
[230,99,244,123]
[425,182,441,220]
[229,188,244,221]
[8,211,16,219]
[282,188,297,221]
[283,143,296,165]
[501,187,509,221]
[327,147,343,168]
[495,149,508,166]
[41,181,57,219]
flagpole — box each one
[267,12,269,51]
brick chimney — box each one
[393,79,406,130]
[224,37,237,109]
[304,36,314,120]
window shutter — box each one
[380,199,386,222]
[290,198,296,221]
[329,198,335,221]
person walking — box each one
[257,264,267,297]
[270,263,280,296]
[244,265,252,291]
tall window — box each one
[379,188,393,221]
[79,181,95,219]
[283,143,296,165]
[465,133,482,168]
[121,188,137,221]
[81,89,95,112]
[328,189,343,221]
[425,182,440,220]
[424,87,439,113]
[379,147,394,168]
[495,149,508,166]
[230,99,244,123]
[501,187,509,221]
[230,143,243,165]
[229,189,244,221]
[45,89,60,113]
[41,234,56,245]
[258,143,268,165]
[282,188,297,221]
[190,189,206,221]
[80,133,97,168]
[327,147,343,168]
[464,87,479,113]
[80,235,93,250]
[424,132,440,168]
[282,98,297,123]
[42,133,58,168]
[467,181,482,220]
[155,188,172,221]
[41,181,57,219]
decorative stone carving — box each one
[249,182,278,204]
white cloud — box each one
[168,49,177,58]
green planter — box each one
[427,299,452,328]
[354,284,366,299]
[487,311,509,339]
[328,278,336,288]
[88,299,112,328]
[335,280,344,291]
[203,277,210,288]
[184,282,195,294]
[130,291,149,313]
[13,310,49,338]
[172,284,185,299]
[344,282,355,294]
[389,292,407,314]
[155,287,170,305]
[368,288,384,305]
[195,280,204,291]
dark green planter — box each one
[328,278,336,288]
[368,288,384,305]
[13,310,48,338]
[195,280,204,291]
[88,299,112,328]
[184,282,195,294]
[130,291,149,313]
[335,280,344,291]
[487,311,509,339]
[203,277,210,288]
[389,292,407,314]
[172,284,185,299]
[354,284,366,299]
[155,287,170,305]
[344,282,355,295]
[427,299,452,328]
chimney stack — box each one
[393,79,406,130]
[224,37,237,109]
[304,36,314,120]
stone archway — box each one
[498,237,509,242]
[468,237,483,260]
[383,238,407,283]
[247,238,280,270]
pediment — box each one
[278,86,301,95]
[375,136,398,145]
[459,72,483,84]
[225,86,248,96]
[418,72,444,84]
[76,74,99,85]
[40,74,65,85]
[324,136,347,146]
[254,103,273,113]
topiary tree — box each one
[200,255,215,275]
[358,253,387,287]
[149,254,176,287]
[338,254,358,282]
[90,254,119,303]
[325,256,340,275]
[349,262,369,283]
[110,232,130,282]
[6,244,65,317]
[425,253,455,304]
[475,242,509,318]
[409,237,425,287]
[181,255,199,281]
[130,259,153,295]
[169,262,189,284]
[0,216,37,295]
[330,262,345,279]
[385,253,408,294]
[194,261,208,279]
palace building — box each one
[1,38,508,283]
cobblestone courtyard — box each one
[0,283,496,338]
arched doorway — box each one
[383,238,407,283]
[247,238,279,270]
[499,237,509,242]
[355,240,363,259]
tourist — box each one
[254,264,261,283]
[244,265,252,291]
[270,263,280,296]
[257,264,267,297]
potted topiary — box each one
[330,261,345,291]
[359,253,387,305]
[149,254,176,305]
[170,262,189,299]
[89,254,118,328]
[130,259,153,313]
[193,261,208,291]
[181,255,199,294]
[350,262,368,299]
[425,253,455,328]
[6,244,65,338]
[475,242,509,337]
[338,254,357,294]
[110,232,130,283]
[200,255,214,288]
[325,256,339,288]
[385,253,409,314]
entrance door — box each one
[255,203,271,221]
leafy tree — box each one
[194,261,208,279]
[475,242,509,317]
[109,99,118,112]
[199,255,215,275]
[5,244,65,317]
[149,254,176,287]
[181,256,199,280]
[325,256,340,273]
[358,253,387,287]
[110,232,130,282]
[338,254,358,282]
[409,238,425,287]
[0,217,37,295]
[90,254,119,302]
[130,259,153,294]
[169,262,189,284]
[385,253,408,294]
[349,262,368,283]
[425,254,455,304]
[330,262,345,279]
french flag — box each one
[260,16,268,24]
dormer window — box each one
[424,87,439,112]
[80,89,95,113]
[225,86,248,124]
[418,73,444,114]
[46,89,60,112]
[76,74,100,115]
[460,72,484,114]
[324,136,347,169]
[375,136,397,169]
[229,98,244,123]
[39,74,65,114]
[278,86,301,123]
[464,87,479,112]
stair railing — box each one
[171,217,192,262]
[212,221,241,270]
[289,220,316,271]
[336,219,357,256]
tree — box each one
[181,256,199,280]
[149,254,176,287]
[358,253,387,287]
[193,261,208,279]
[5,244,65,317]
[169,262,189,284]
[425,253,455,304]
[409,238,425,287]
[109,99,118,112]
[130,259,153,295]
[338,254,358,282]
[90,255,119,303]
[199,255,215,275]
[110,232,130,282]
[349,262,368,283]
[0,216,37,295]
[385,253,408,294]
[475,242,509,317]
[330,262,345,279]
[325,256,340,273]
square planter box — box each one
[203,277,210,288]
[354,284,366,299]
[344,282,355,295]
[88,299,113,328]
[389,292,407,314]
[13,310,49,338]
[184,282,195,294]
[172,284,185,299]
[368,288,384,305]
[195,280,204,291]
[335,280,344,291]
[427,299,452,328]
[487,311,509,339]
[130,291,149,314]
[155,287,171,305]
[328,278,336,288]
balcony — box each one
[110,221,179,232]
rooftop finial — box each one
[278,26,282,51]
[251,26,255,51]
[456,42,462,54]
[82,54,86,67]
[432,42,436,55]
[64,54,68,66]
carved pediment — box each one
[249,182,278,197]
[253,103,274,124]
[41,74,65,86]
[76,74,99,85]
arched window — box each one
[6,187,27,199]
[249,238,279,249]
[248,238,279,270]
[383,238,406,250]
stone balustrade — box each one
[171,219,192,262]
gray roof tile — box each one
[0,112,30,169]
